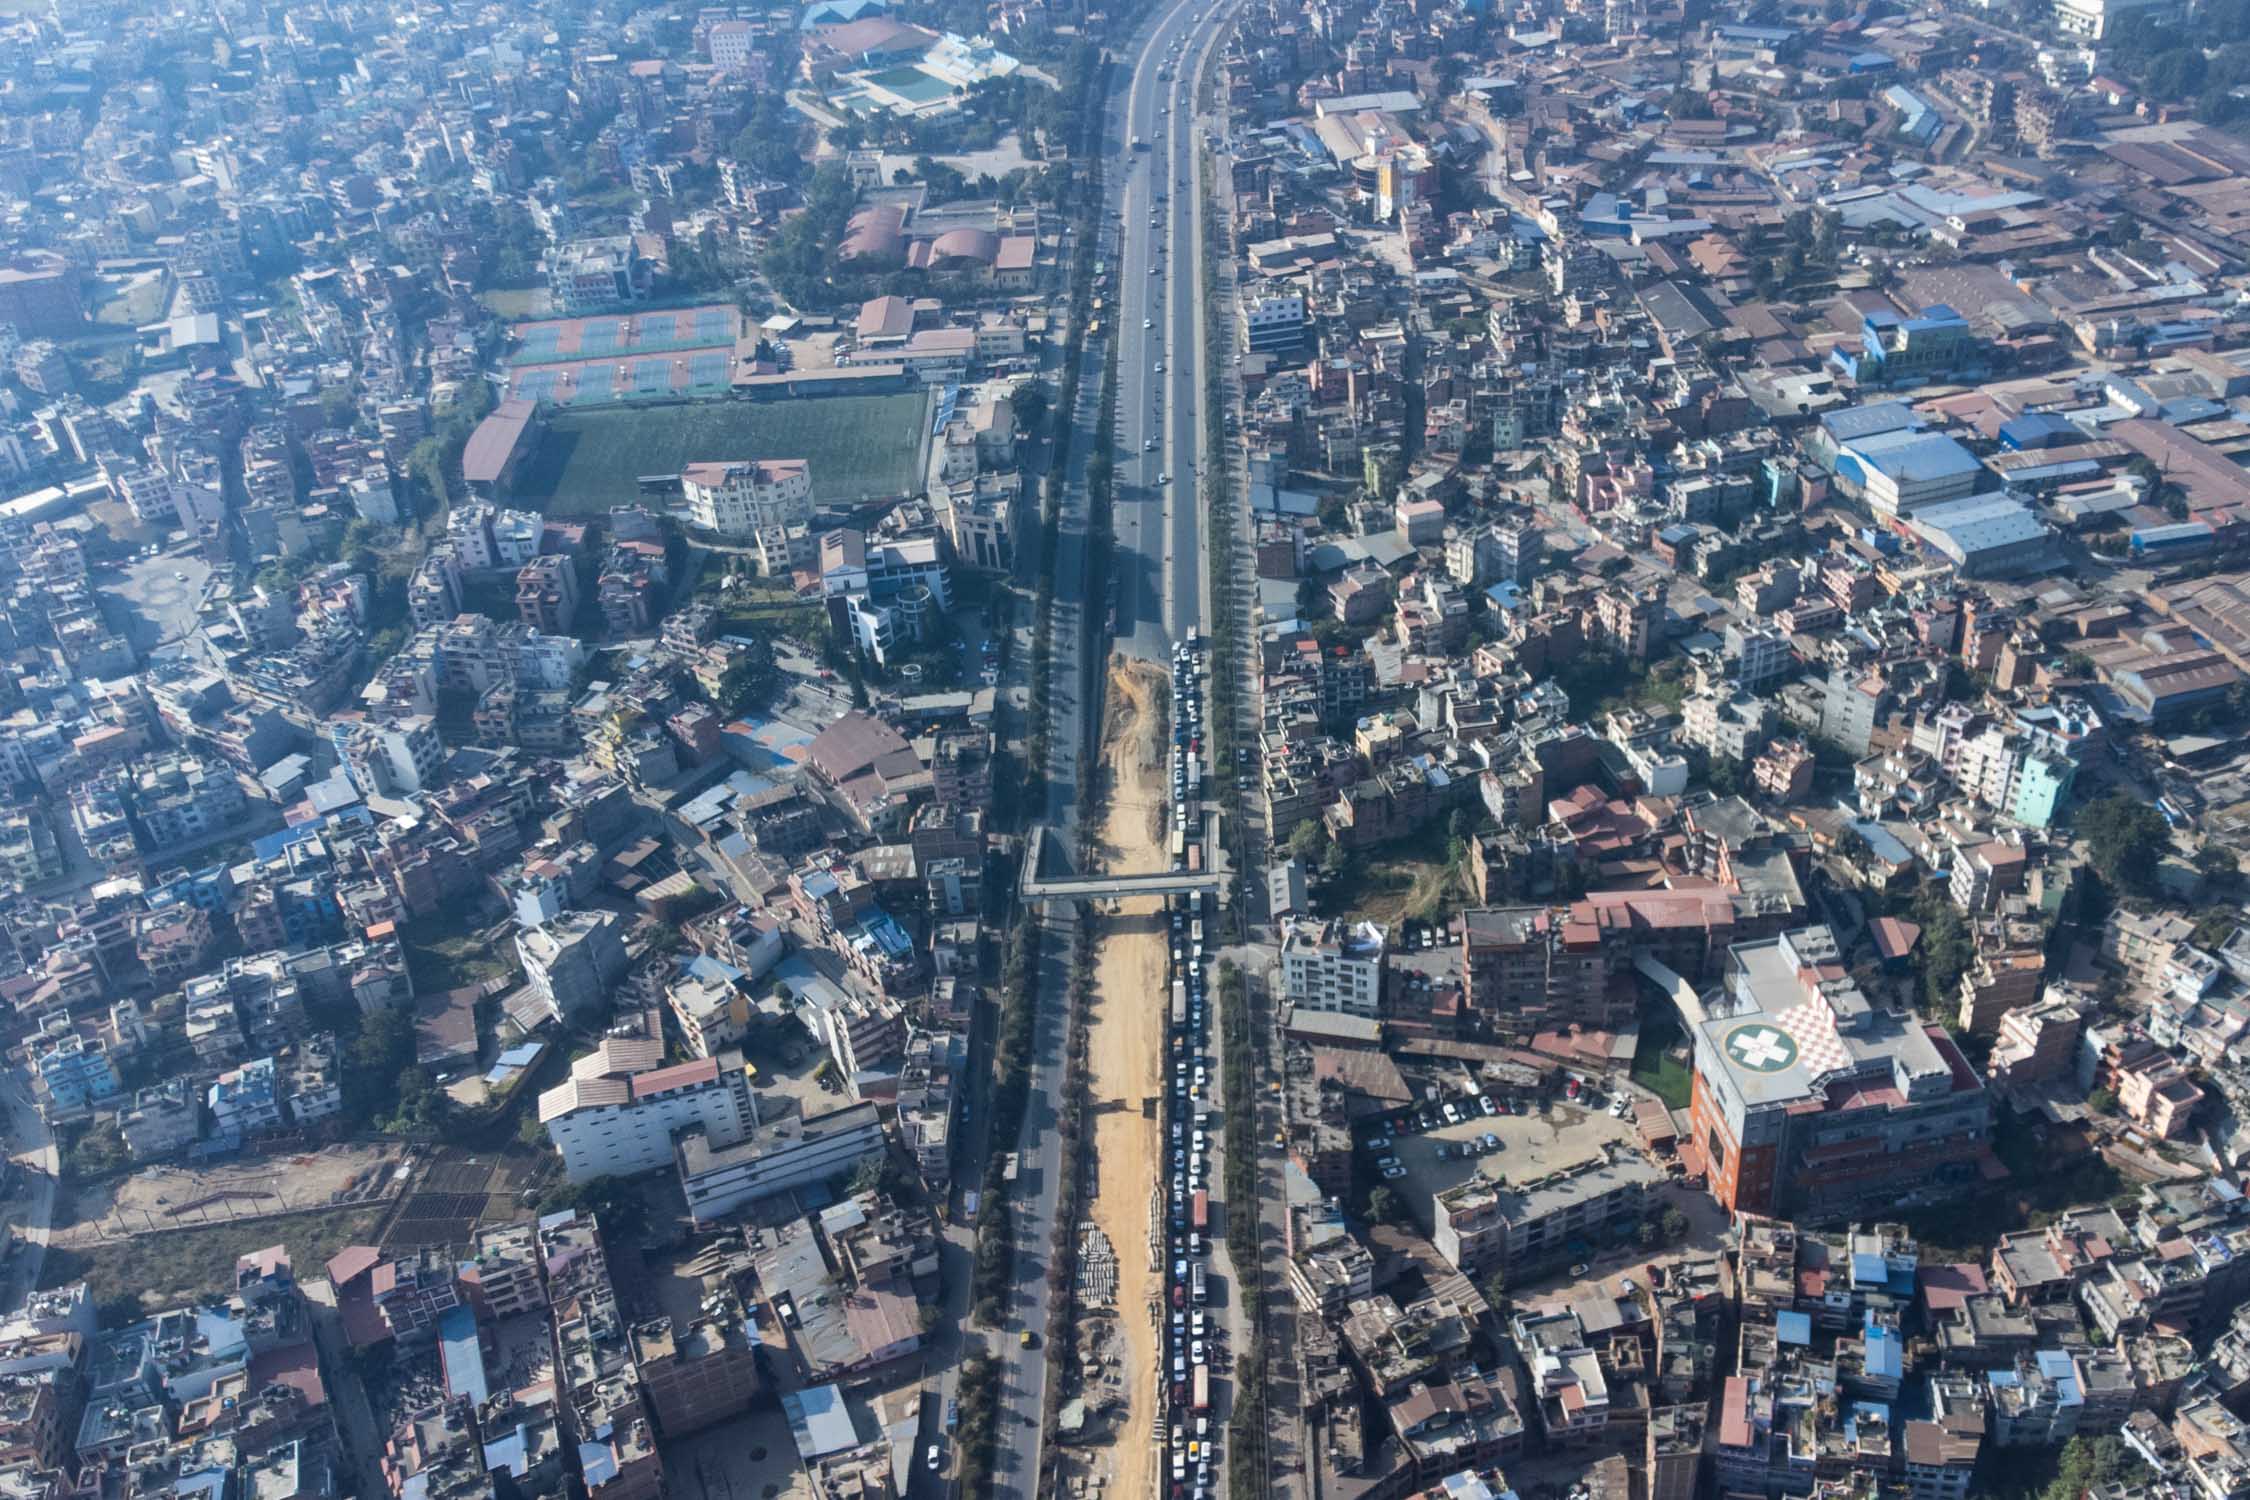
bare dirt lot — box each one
[57,1142,405,1244]
[1081,657,1173,1500]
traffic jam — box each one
[1163,632,1219,1499]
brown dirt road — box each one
[1083,657,1172,1499]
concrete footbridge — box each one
[1019,820,1230,903]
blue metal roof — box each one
[440,1306,488,1407]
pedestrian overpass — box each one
[1018,821,1229,904]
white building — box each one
[1280,917,1387,1018]
[678,1101,886,1224]
[1681,690,1776,764]
[374,715,445,793]
[538,1038,756,1182]
[1240,293,1307,354]
[682,459,814,540]
[2053,0,2178,37]
[547,236,650,314]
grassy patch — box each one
[1895,1112,2126,1263]
[1630,1011,1693,1110]
[478,287,547,318]
[39,1206,387,1314]
[94,277,169,327]
[1319,843,1463,926]
[402,910,517,994]
[511,393,929,515]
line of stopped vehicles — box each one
[1163,634,1219,1500]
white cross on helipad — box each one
[1726,1025,1797,1072]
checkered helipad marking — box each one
[1775,997,1854,1078]
[1725,1023,1798,1072]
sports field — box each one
[511,392,930,513]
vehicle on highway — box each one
[927,1445,942,1471]
[1144,318,1154,328]
[1153,361,1163,372]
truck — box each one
[1133,135,1149,150]
[1191,1189,1209,1233]
[1172,981,1188,1026]
[1191,1263,1208,1305]
[1192,1365,1211,1413]
[1190,919,1203,947]
[1187,842,1203,873]
[1169,827,1186,860]
[1186,757,1201,793]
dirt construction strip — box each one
[1083,657,1172,1500]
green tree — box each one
[1288,819,1330,865]
[2089,1087,2118,1115]
[536,1174,652,1243]
[715,637,778,714]
[1367,1185,1404,1225]
[1910,883,1975,1018]
[2040,1437,2149,1500]
[2079,791,2170,896]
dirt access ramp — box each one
[1080,654,1173,1498]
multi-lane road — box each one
[976,1,1238,1496]
[1111,0,1233,663]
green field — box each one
[512,394,930,515]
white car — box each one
[1144,318,1154,329]
[1154,361,1164,373]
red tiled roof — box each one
[631,1057,721,1098]
[325,1245,382,1287]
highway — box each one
[977,0,1237,1494]
[1111,0,1229,663]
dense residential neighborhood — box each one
[15,0,2250,1496]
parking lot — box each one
[1367,1091,1642,1194]
[98,546,211,655]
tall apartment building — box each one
[1240,292,1307,354]
[629,1293,762,1438]
[681,459,813,540]
[462,1223,547,1320]
[547,237,651,314]
[538,1038,756,1182]
[1281,918,1388,1017]
[677,1101,886,1224]
[515,554,578,634]
[1459,906,1616,1037]
[33,1034,120,1113]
